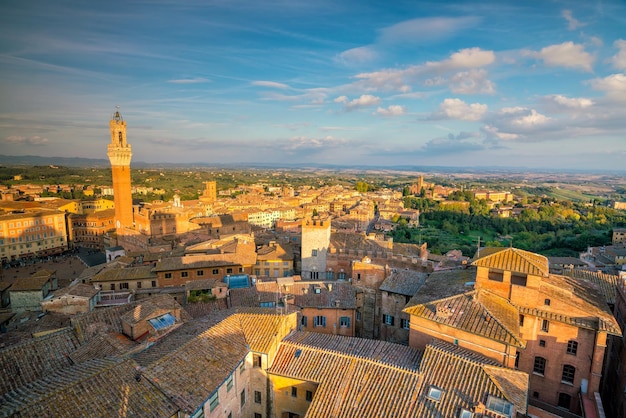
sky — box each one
[1,0,626,171]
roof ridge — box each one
[511,248,548,276]
[477,289,525,348]
[280,338,420,373]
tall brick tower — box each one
[107,108,133,232]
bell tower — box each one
[107,108,133,232]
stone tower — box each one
[107,109,133,232]
[301,217,331,280]
[200,181,217,203]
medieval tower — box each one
[301,217,331,280]
[107,109,134,232]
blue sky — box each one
[1,0,626,170]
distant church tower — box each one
[107,108,133,232]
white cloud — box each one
[336,46,377,65]
[443,47,496,69]
[561,10,585,30]
[375,105,406,116]
[482,125,520,141]
[378,16,482,44]
[5,135,49,145]
[449,69,495,94]
[434,98,487,121]
[287,135,345,150]
[545,94,593,109]
[167,77,210,84]
[612,39,626,70]
[589,73,626,101]
[336,94,381,111]
[528,41,594,72]
[252,80,290,89]
[511,109,550,127]
[353,47,495,93]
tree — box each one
[355,181,369,193]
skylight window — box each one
[148,313,176,331]
[427,386,442,402]
[459,409,473,418]
[486,395,513,417]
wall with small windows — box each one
[268,374,318,418]
[518,315,601,415]
[408,316,518,368]
[299,307,355,337]
[201,356,251,418]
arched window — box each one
[118,131,123,145]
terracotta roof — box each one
[417,340,528,416]
[238,311,298,353]
[184,278,225,290]
[562,268,618,305]
[91,265,156,283]
[290,281,357,309]
[70,295,189,343]
[404,290,525,348]
[533,274,621,336]
[472,247,549,277]
[379,269,428,296]
[154,256,239,272]
[119,298,189,325]
[548,256,587,267]
[0,328,80,396]
[68,332,138,364]
[132,310,237,367]
[268,332,424,417]
[9,275,51,292]
[406,269,476,307]
[0,357,179,417]
[141,311,296,414]
[49,283,99,299]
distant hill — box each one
[0,154,623,176]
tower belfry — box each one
[107,108,134,232]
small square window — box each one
[539,340,546,347]
[544,298,551,306]
[181,271,188,278]
[566,340,578,355]
[164,273,172,279]
[212,269,219,275]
